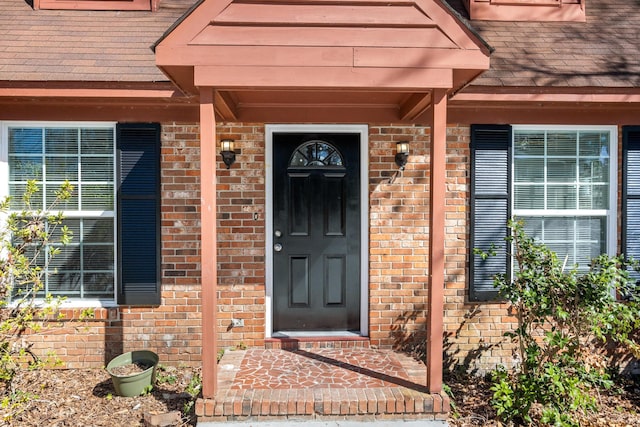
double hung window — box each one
[513,127,615,270]
[4,123,116,301]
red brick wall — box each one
[215,123,266,349]
[366,123,515,372]
[368,125,431,353]
[25,121,516,374]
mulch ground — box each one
[0,366,200,426]
[1,366,640,426]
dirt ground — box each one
[446,372,640,427]
[2,366,640,426]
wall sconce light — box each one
[395,141,410,170]
[220,139,236,169]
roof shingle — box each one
[0,0,193,82]
[0,0,638,89]
[447,0,640,88]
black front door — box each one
[273,132,361,332]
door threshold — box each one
[272,331,363,338]
[266,331,369,349]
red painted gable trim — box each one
[453,86,640,103]
[3,82,639,125]
[33,0,158,11]
[155,0,490,95]
[0,81,197,121]
[463,0,585,21]
[447,86,640,124]
[0,87,182,99]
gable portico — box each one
[155,0,490,401]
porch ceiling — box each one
[155,0,490,123]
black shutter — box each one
[116,123,161,305]
[622,126,640,284]
[469,125,511,302]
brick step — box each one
[197,348,448,423]
[265,336,370,350]
[196,388,448,422]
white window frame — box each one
[511,125,618,265]
[0,121,118,307]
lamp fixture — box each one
[395,141,410,170]
[220,139,236,169]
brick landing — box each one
[196,345,449,422]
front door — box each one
[272,132,361,332]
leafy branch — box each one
[488,219,640,426]
[0,180,74,391]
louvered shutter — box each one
[116,123,161,305]
[469,125,512,302]
[622,126,640,284]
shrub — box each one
[487,219,640,426]
[0,180,73,388]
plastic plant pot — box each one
[106,350,159,397]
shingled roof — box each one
[0,0,191,82]
[0,0,638,89]
[447,0,640,88]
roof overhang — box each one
[155,0,491,123]
[449,86,640,124]
[0,81,198,122]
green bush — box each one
[486,219,640,426]
[0,180,73,388]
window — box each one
[289,140,344,167]
[513,127,614,270]
[4,124,116,301]
[2,122,161,306]
[470,125,617,301]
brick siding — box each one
[215,123,266,350]
[25,122,517,374]
[368,125,431,353]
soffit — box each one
[155,0,491,122]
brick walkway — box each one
[196,340,449,422]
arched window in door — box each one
[289,140,344,167]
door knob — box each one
[274,243,283,252]
[274,230,282,237]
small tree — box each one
[0,180,73,386]
[488,219,640,426]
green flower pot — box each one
[106,350,159,397]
